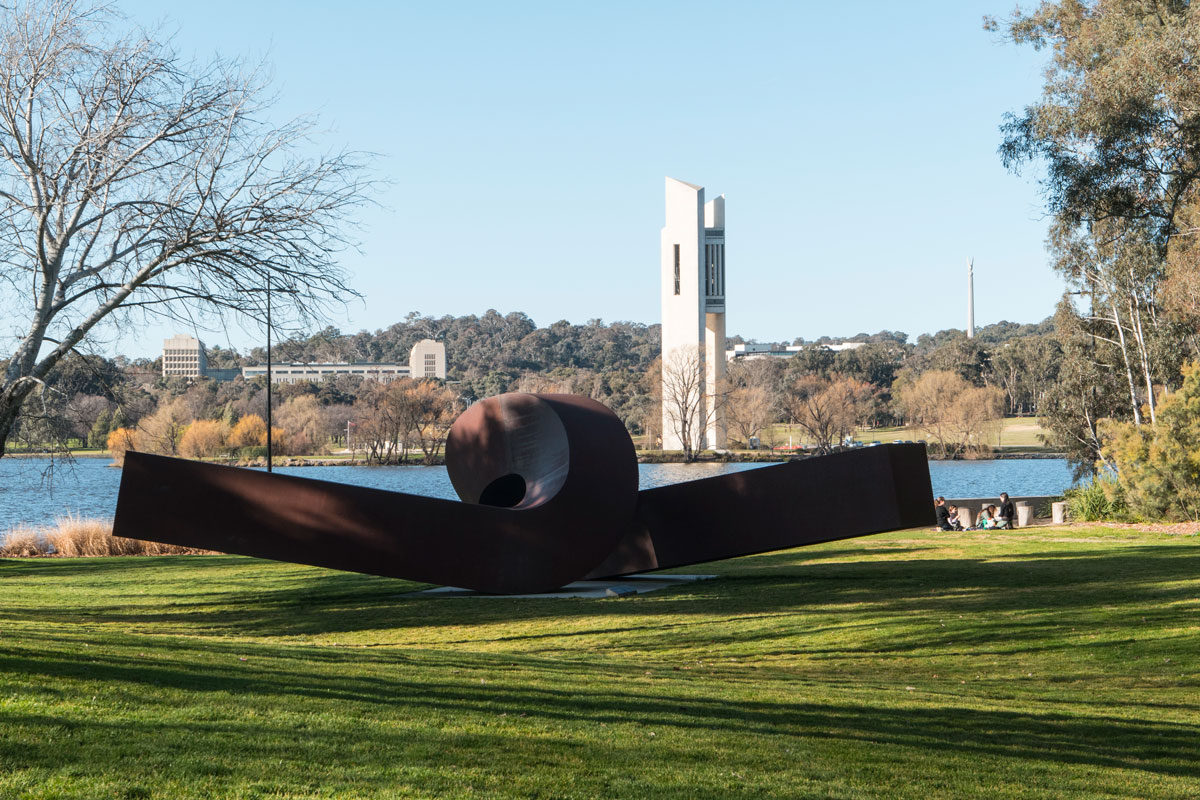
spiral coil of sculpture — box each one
[113,393,934,594]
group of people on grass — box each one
[934,493,1017,531]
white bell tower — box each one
[660,177,727,452]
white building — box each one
[661,177,726,451]
[242,362,411,384]
[725,341,867,361]
[242,339,447,385]
[726,343,800,361]
[409,338,447,380]
[162,334,207,378]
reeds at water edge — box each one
[0,515,217,557]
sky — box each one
[113,0,1055,358]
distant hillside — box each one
[246,311,663,378]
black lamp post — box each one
[265,274,273,473]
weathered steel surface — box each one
[585,442,933,579]
[113,392,934,594]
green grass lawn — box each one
[763,417,1050,451]
[2,526,1198,799]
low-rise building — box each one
[242,339,448,385]
[725,341,867,361]
[242,362,410,384]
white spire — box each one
[967,257,975,339]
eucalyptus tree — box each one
[992,0,1200,451]
[0,0,369,456]
[991,1,1200,244]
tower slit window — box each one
[673,244,680,295]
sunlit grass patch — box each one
[1,525,1198,798]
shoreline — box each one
[4,448,1068,468]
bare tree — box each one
[947,386,1005,457]
[393,379,459,465]
[0,1,370,457]
[355,382,402,464]
[725,358,779,447]
[661,345,718,461]
[893,370,965,458]
[781,376,876,455]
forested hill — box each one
[245,311,662,377]
[242,311,1052,380]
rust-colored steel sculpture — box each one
[113,392,934,594]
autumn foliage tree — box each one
[135,398,190,457]
[395,380,460,464]
[179,420,230,459]
[105,426,137,466]
[894,370,1003,457]
[229,414,268,449]
[894,370,963,457]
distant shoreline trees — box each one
[3,309,1065,461]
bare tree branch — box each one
[0,0,373,456]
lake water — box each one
[0,455,1078,532]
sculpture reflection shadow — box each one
[113,392,933,594]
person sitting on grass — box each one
[998,492,1016,528]
[975,506,996,529]
[986,504,1006,529]
[934,496,952,531]
[946,505,964,531]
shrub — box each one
[1063,476,1128,522]
[44,515,113,556]
[0,528,44,557]
[1101,361,1200,520]
[1,516,218,557]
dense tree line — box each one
[3,310,1068,461]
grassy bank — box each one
[762,417,1052,452]
[1,526,1198,798]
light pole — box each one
[265,274,273,473]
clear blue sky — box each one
[117,0,1053,358]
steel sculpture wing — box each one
[113,392,934,594]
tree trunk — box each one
[1127,288,1157,425]
[1098,276,1142,426]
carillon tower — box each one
[660,177,727,451]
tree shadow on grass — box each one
[1,638,1199,788]
[0,545,1197,673]
[5,544,1199,642]
[5,542,1200,796]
